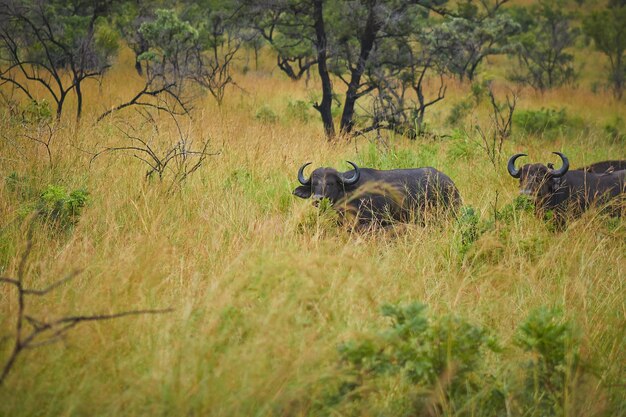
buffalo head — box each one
[293,161,360,205]
[507,152,569,200]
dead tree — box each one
[0,223,172,386]
[474,85,517,167]
[92,110,218,190]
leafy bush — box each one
[446,99,474,127]
[328,303,502,414]
[35,185,89,229]
[515,307,580,416]
[513,107,579,137]
[447,131,479,160]
[456,206,481,256]
[22,99,53,125]
[286,100,311,122]
[254,105,278,123]
[497,195,535,223]
[603,116,626,143]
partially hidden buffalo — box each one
[293,161,461,227]
[507,152,626,224]
[574,160,626,174]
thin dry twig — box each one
[0,221,172,386]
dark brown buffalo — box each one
[507,152,626,224]
[574,160,626,174]
[293,161,461,227]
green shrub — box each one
[515,307,580,416]
[255,105,278,123]
[36,185,89,229]
[447,131,478,161]
[446,99,474,127]
[497,195,535,223]
[286,100,311,122]
[603,116,626,143]
[513,107,575,137]
[328,302,502,414]
[22,99,53,125]
[456,206,481,256]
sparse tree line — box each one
[0,0,624,139]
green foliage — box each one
[357,142,437,170]
[513,107,580,138]
[497,195,535,223]
[36,185,89,229]
[313,303,587,416]
[327,302,502,415]
[447,131,479,160]
[254,105,278,124]
[285,100,311,123]
[139,9,198,63]
[508,1,579,90]
[456,206,481,256]
[603,116,626,143]
[446,99,474,127]
[583,5,626,99]
[21,100,53,125]
[428,14,520,81]
[515,307,580,416]
[295,198,340,234]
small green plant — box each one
[497,195,535,223]
[21,99,53,125]
[513,107,579,137]
[603,116,626,143]
[255,105,278,123]
[447,131,478,160]
[515,306,580,416]
[328,302,501,414]
[286,100,311,123]
[35,185,89,229]
[446,99,474,127]
[456,206,481,256]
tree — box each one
[355,20,448,138]
[0,0,119,121]
[182,0,245,105]
[508,1,579,91]
[583,2,626,99]
[98,9,198,121]
[113,0,173,76]
[245,0,335,136]
[427,13,519,82]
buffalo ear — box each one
[293,185,312,199]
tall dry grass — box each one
[0,45,625,416]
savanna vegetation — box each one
[0,0,625,416]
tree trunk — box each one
[56,92,66,121]
[312,0,335,139]
[339,6,380,136]
[135,59,143,76]
[75,80,83,122]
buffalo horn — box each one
[297,162,312,185]
[341,161,360,185]
[507,153,527,178]
[549,152,569,177]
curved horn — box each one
[341,161,360,186]
[549,152,569,177]
[297,162,312,185]
[507,153,527,178]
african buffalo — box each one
[293,161,461,227]
[507,152,626,224]
[574,160,626,174]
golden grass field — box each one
[0,44,625,416]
